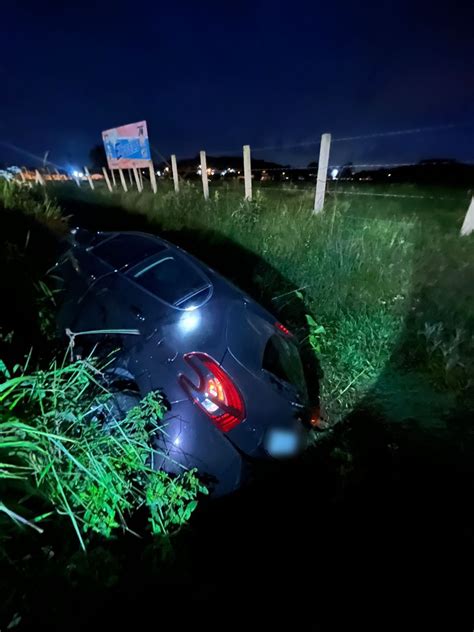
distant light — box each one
[179,310,200,333]
[156,170,161,176]
[72,170,79,178]
[165,166,169,172]
[331,168,339,180]
[388,173,392,177]
[282,171,285,175]
[197,168,202,176]
[174,436,181,446]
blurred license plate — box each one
[265,429,298,457]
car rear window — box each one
[262,334,307,397]
[92,235,166,270]
[133,255,209,306]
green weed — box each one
[0,357,207,549]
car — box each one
[54,228,315,495]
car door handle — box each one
[132,306,146,321]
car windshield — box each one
[92,235,166,270]
[132,255,209,306]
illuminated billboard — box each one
[102,120,151,169]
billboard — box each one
[102,120,151,169]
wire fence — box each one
[3,121,474,209]
[164,121,474,207]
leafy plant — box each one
[305,314,326,353]
[0,356,207,549]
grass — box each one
[1,177,474,627]
[0,182,206,551]
[0,357,206,549]
[54,178,474,429]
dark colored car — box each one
[54,228,313,495]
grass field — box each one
[1,178,474,626]
[55,179,474,429]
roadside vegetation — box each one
[1,178,473,627]
[57,179,474,430]
[0,182,205,581]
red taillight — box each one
[275,321,292,337]
[179,353,245,432]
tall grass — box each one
[55,180,474,428]
[0,182,206,549]
[0,355,206,549]
[0,180,66,231]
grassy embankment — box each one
[55,178,474,429]
[1,178,474,627]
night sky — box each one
[1,0,473,169]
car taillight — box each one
[275,321,292,337]
[179,352,245,432]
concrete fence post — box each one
[171,154,179,193]
[148,161,157,194]
[313,133,331,214]
[461,197,474,236]
[200,150,209,200]
[35,170,45,186]
[84,167,94,190]
[243,144,252,201]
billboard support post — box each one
[119,168,128,192]
[132,167,142,192]
[102,167,113,192]
[111,169,116,187]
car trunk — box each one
[223,299,308,457]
